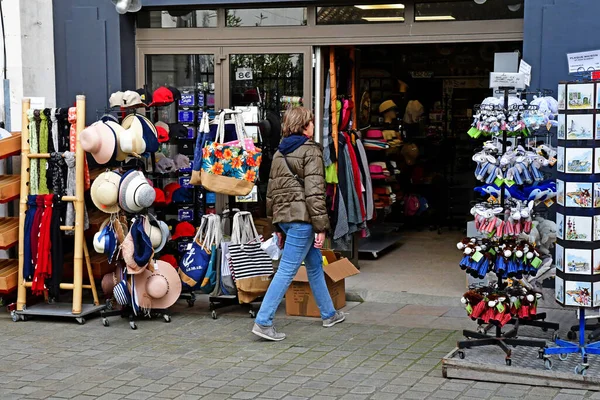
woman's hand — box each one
[314,232,326,249]
[275,232,284,249]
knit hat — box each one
[156,157,176,174]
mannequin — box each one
[379,100,402,146]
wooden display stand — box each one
[13,96,104,324]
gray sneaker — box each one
[252,323,286,341]
[323,311,346,327]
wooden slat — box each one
[0,134,21,161]
[0,175,21,203]
[0,217,19,249]
[0,259,18,293]
[27,153,51,159]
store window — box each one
[229,53,304,113]
[225,8,307,27]
[415,0,524,21]
[317,4,405,25]
[137,9,217,28]
[145,55,215,89]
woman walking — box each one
[252,106,345,341]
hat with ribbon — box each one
[134,260,182,311]
[80,122,117,165]
[93,218,118,262]
[121,217,154,275]
[91,171,122,214]
[121,114,159,154]
[118,170,156,214]
[104,121,128,162]
[144,214,170,253]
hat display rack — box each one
[542,78,600,375]
[455,86,562,367]
[13,96,105,324]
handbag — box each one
[200,110,262,196]
[190,111,211,185]
[200,215,222,294]
[228,211,273,303]
[178,216,213,290]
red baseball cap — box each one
[159,254,178,269]
[171,221,195,240]
[163,182,181,205]
[150,86,174,107]
[156,126,169,143]
[154,188,166,207]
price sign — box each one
[489,72,526,89]
[518,60,532,87]
[567,50,600,74]
[236,68,253,81]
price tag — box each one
[178,208,194,221]
[466,303,473,314]
[178,109,195,124]
[489,72,526,89]
[531,257,543,269]
[494,177,504,187]
[544,198,555,207]
[548,157,557,167]
[179,175,192,188]
[505,179,515,187]
[496,302,505,313]
[471,251,484,262]
[236,68,253,81]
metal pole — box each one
[313,47,323,144]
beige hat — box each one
[120,115,147,155]
[122,90,146,108]
[134,260,182,310]
[91,171,122,214]
[104,121,128,161]
[109,91,124,108]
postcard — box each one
[557,179,565,205]
[565,280,592,307]
[566,148,593,174]
[595,183,600,208]
[595,215,600,241]
[594,249,600,275]
[558,84,566,110]
[595,282,600,307]
[567,114,594,140]
[565,182,592,207]
[555,276,564,304]
[557,146,565,172]
[565,248,592,274]
[557,114,566,139]
[557,212,564,239]
[556,243,564,272]
[568,83,595,110]
[596,148,600,172]
[565,215,592,241]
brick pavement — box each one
[0,301,597,400]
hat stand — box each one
[12,96,103,324]
[456,87,559,366]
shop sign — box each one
[489,72,526,89]
[236,68,253,80]
[178,208,194,221]
[567,50,600,74]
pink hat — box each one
[80,122,116,165]
[369,164,386,179]
[134,260,182,310]
[366,129,384,140]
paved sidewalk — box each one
[0,300,597,400]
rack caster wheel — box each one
[477,325,486,334]
[76,317,85,325]
[163,314,171,323]
[249,310,256,318]
[575,365,589,376]
[544,359,553,370]
[129,321,137,330]
[105,298,113,310]
[11,311,18,322]
[102,318,109,327]
[505,358,512,366]
[187,298,195,307]
[552,331,559,342]
[538,349,545,359]
[211,310,217,320]
[558,353,569,361]
[457,350,465,359]
[567,330,576,340]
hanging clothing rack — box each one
[13,96,103,324]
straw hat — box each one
[91,171,122,214]
[101,269,119,297]
[80,122,116,165]
[121,114,159,154]
[144,215,170,253]
[104,121,128,161]
[118,170,156,214]
[134,260,182,310]
[119,115,147,155]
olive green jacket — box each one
[266,141,331,233]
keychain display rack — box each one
[457,87,559,365]
[543,79,600,375]
[13,96,103,324]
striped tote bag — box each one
[228,211,273,303]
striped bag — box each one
[228,211,273,303]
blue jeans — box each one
[255,222,336,326]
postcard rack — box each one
[12,96,103,324]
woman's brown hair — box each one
[281,106,313,137]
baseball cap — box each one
[154,188,166,207]
[172,187,193,204]
[156,126,169,143]
[169,123,189,139]
[171,221,195,240]
[136,88,153,105]
[159,254,178,269]
[168,86,182,102]
[109,91,124,108]
[150,86,174,107]
[163,182,181,204]
[122,90,146,108]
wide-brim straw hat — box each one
[80,121,116,165]
[121,114,158,154]
[91,171,122,214]
[119,115,147,155]
[134,260,182,310]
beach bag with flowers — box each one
[200,110,261,196]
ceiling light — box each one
[415,15,455,21]
[362,16,405,22]
[473,0,487,4]
[355,4,405,10]
[507,4,522,11]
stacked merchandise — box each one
[455,91,560,364]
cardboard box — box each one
[285,250,360,317]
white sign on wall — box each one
[567,50,600,74]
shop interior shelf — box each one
[0,175,21,203]
[0,134,21,160]
[0,259,18,294]
[0,217,19,249]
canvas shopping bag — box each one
[200,215,222,294]
[191,112,211,185]
[200,110,262,196]
[178,216,213,290]
[228,211,273,304]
